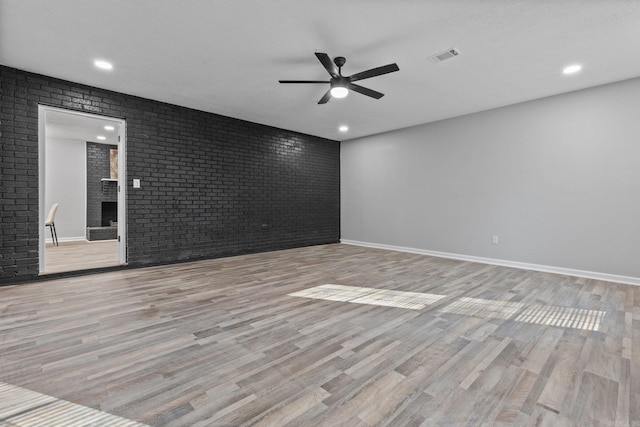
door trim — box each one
[38,105,127,273]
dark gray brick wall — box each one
[86,142,118,227]
[0,65,340,280]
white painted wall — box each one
[45,138,86,241]
[342,77,640,280]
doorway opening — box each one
[38,106,127,274]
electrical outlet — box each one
[492,235,499,245]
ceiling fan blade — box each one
[279,80,329,84]
[318,89,332,104]
[346,82,384,99]
[315,52,339,78]
[348,63,399,82]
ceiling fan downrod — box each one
[333,56,346,75]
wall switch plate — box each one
[492,235,499,245]
[133,179,141,188]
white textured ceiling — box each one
[45,110,120,146]
[2,0,640,141]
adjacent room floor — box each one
[0,244,637,426]
[44,240,119,274]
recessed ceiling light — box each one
[104,125,115,131]
[562,64,582,75]
[339,125,349,132]
[97,135,106,140]
[94,60,113,70]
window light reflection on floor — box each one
[439,297,525,320]
[289,285,605,331]
[515,304,604,331]
[0,381,147,426]
[288,284,446,310]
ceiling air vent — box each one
[429,48,460,64]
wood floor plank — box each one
[0,243,637,425]
[536,331,587,414]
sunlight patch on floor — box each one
[288,284,446,310]
[439,297,525,320]
[290,286,605,331]
[440,296,605,331]
[0,381,147,427]
[514,304,604,331]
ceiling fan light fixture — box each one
[330,85,348,99]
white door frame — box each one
[38,105,127,273]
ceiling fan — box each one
[279,52,399,104]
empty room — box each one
[1,1,639,426]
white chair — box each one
[45,203,59,246]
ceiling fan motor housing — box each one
[330,77,348,87]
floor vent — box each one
[429,48,460,64]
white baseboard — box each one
[45,236,86,244]
[340,239,640,287]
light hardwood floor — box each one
[44,240,120,274]
[1,243,637,426]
